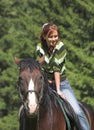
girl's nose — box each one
[52,37,55,41]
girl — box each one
[36,23,89,130]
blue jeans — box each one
[60,79,90,130]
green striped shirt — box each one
[36,41,67,81]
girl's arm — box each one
[54,72,65,99]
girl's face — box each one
[44,30,59,48]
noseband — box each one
[20,89,38,102]
[25,90,39,97]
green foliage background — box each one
[0,0,94,129]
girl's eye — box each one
[48,35,58,39]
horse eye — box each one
[39,75,44,80]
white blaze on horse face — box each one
[28,78,37,114]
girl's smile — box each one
[45,30,59,48]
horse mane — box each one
[18,58,41,72]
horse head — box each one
[14,57,47,116]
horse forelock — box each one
[19,58,41,72]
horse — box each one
[14,57,94,130]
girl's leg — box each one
[60,79,90,130]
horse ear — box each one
[14,56,21,64]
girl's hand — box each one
[57,90,66,99]
[39,56,45,64]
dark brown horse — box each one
[15,57,94,130]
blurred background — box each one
[0,0,94,129]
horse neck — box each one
[39,84,51,107]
